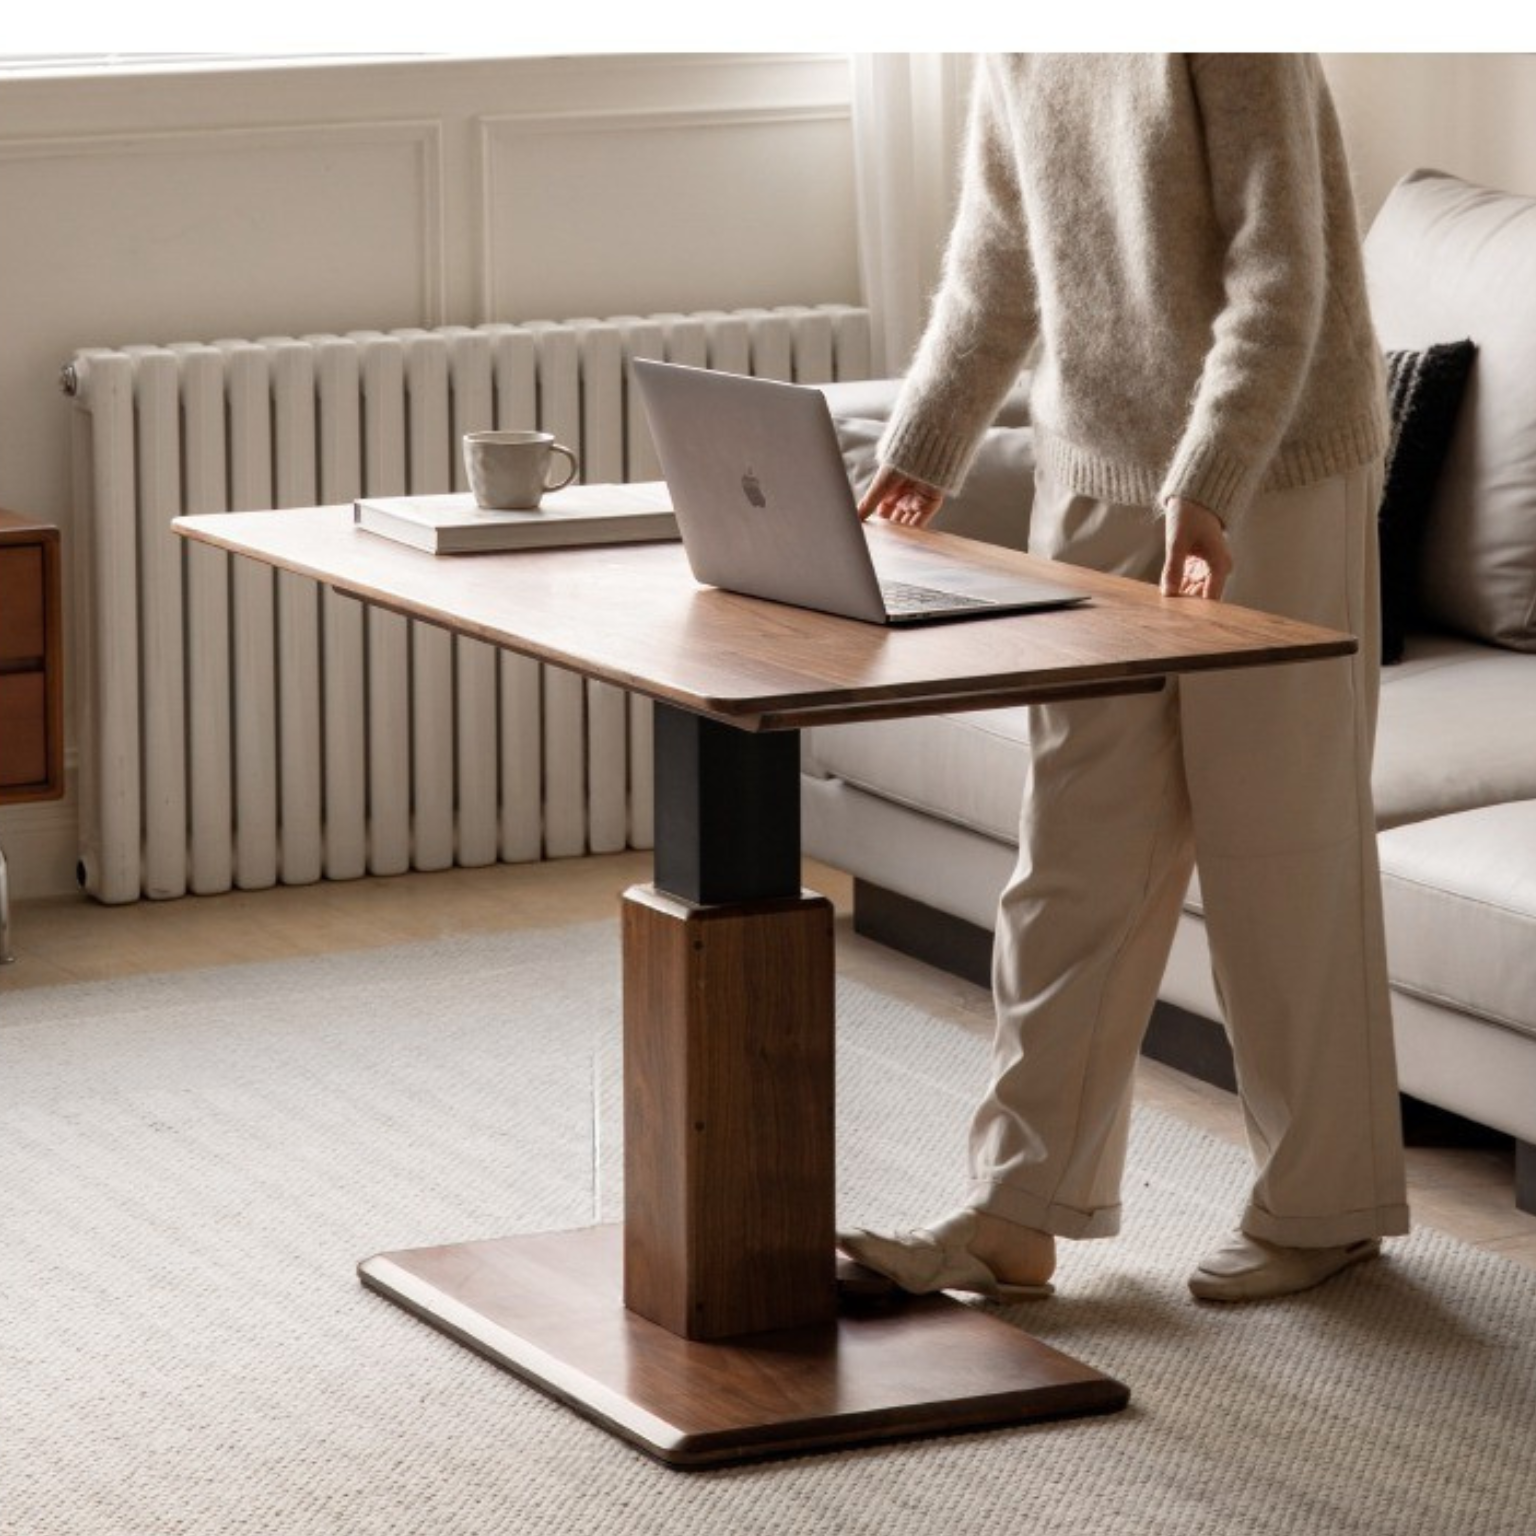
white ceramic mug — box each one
[463,431,579,511]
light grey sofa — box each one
[806,169,1536,1211]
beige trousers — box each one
[968,461,1411,1247]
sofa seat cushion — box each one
[1375,634,1536,828]
[806,631,1536,853]
[803,708,1032,847]
[1378,801,1536,1039]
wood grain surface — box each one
[358,1224,1129,1468]
[174,505,1356,729]
[0,510,64,802]
[622,885,837,1341]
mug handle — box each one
[544,443,579,492]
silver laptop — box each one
[632,359,1088,626]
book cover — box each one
[354,481,678,554]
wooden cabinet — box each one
[0,510,63,804]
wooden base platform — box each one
[359,1224,1128,1469]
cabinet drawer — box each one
[0,671,47,789]
[0,545,46,662]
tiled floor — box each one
[6,851,1534,1269]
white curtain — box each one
[850,52,976,377]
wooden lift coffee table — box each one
[175,503,1355,1467]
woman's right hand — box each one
[857,465,946,527]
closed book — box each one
[354,481,677,554]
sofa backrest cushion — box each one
[1364,169,1536,651]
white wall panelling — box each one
[0,120,446,521]
[479,105,861,320]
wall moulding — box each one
[476,101,860,321]
[0,53,853,141]
[0,120,447,331]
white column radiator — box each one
[65,305,874,904]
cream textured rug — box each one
[3,923,1534,1535]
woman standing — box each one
[842,54,1409,1303]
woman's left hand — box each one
[1160,497,1234,600]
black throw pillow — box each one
[1379,340,1477,663]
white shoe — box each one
[837,1210,1054,1301]
[1188,1233,1381,1303]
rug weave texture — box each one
[3,924,1534,1535]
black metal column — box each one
[652,704,802,906]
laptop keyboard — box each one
[880,579,995,615]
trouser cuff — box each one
[1242,1200,1411,1248]
[967,1178,1121,1240]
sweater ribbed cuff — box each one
[1158,438,1263,526]
[877,412,978,497]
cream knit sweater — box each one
[879,54,1388,525]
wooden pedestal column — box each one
[622,884,835,1340]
